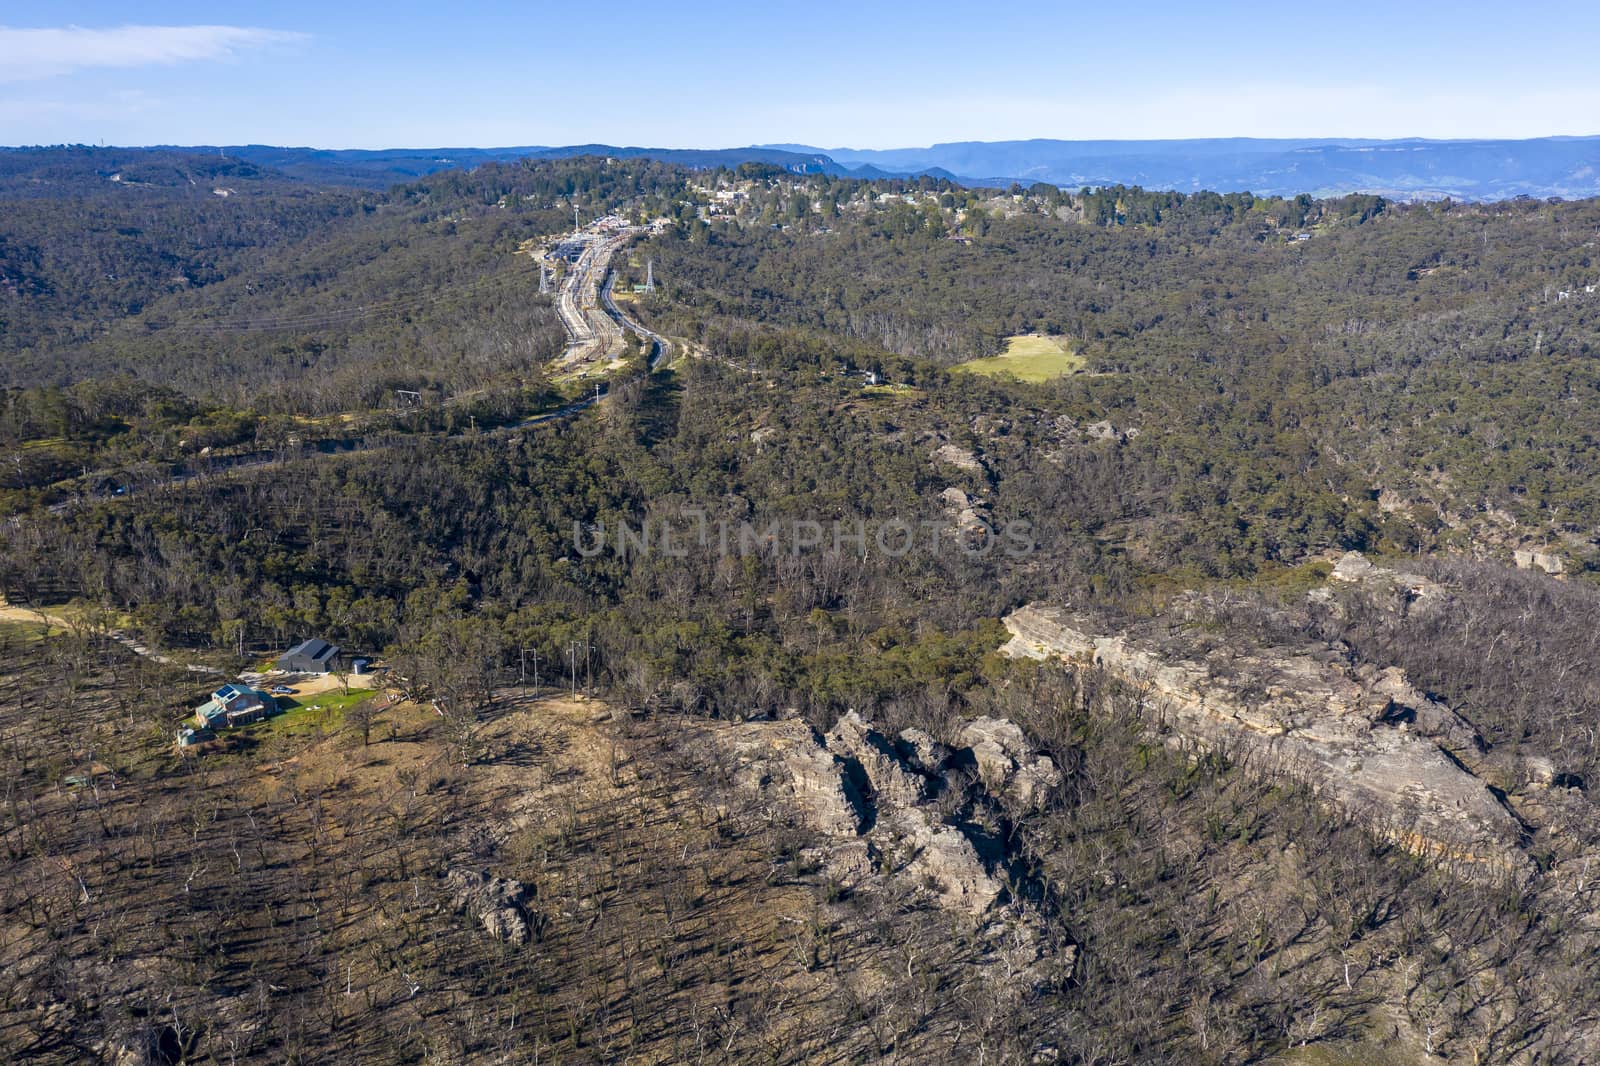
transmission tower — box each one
[539,260,551,295]
[645,259,655,294]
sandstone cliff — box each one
[1000,602,1533,880]
[681,710,1075,981]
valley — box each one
[7,149,1600,1063]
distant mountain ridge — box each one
[215,144,849,185]
[213,144,972,189]
[6,136,1600,199]
[763,136,1600,200]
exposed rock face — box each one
[1085,420,1122,443]
[1328,550,1382,584]
[690,709,1067,978]
[1362,666,1486,771]
[1524,756,1558,788]
[1010,757,1065,811]
[715,719,864,836]
[447,868,536,945]
[1001,603,1532,880]
[818,712,1029,919]
[939,486,993,541]
[958,717,1063,811]
[960,716,1031,787]
[1326,550,1441,612]
[1514,549,1565,575]
[932,442,990,478]
[896,727,951,776]
[826,711,928,811]
[881,809,1002,915]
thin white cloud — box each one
[0,24,304,83]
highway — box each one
[601,269,673,370]
[30,220,673,518]
[546,216,673,372]
[548,221,633,374]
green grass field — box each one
[953,334,1083,382]
[0,619,52,646]
[860,383,923,399]
[265,688,378,735]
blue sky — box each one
[3,1,1599,148]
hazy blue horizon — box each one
[4,1,1599,149]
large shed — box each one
[280,638,341,674]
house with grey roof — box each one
[280,638,341,674]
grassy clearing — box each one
[954,333,1083,382]
[0,619,52,646]
[265,687,378,735]
[861,383,923,399]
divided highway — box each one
[602,270,673,370]
[33,221,673,516]
[550,227,628,371]
[548,218,671,373]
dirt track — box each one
[0,595,223,675]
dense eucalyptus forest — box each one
[5,147,1600,1064]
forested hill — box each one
[0,152,693,407]
[14,155,1600,1063]
[11,135,1600,198]
[9,153,1600,553]
[645,177,1600,545]
[0,144,854,192]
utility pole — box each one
[568,642,579,696]
[520,647,542,695]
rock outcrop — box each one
[957,717,1063,812]
[895,727,951,776]
[1323,550,1441,613]
[1513,549,1565,575]
[688,709,1069,979]
[826,711,928,811]
[932,442,989,478]
[447,867,537,944]
[939,487,993,542]
[1085,419,1121,442]
[880,809,1003,915]
[1001,603,1532,880]
[713,719,865,836]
